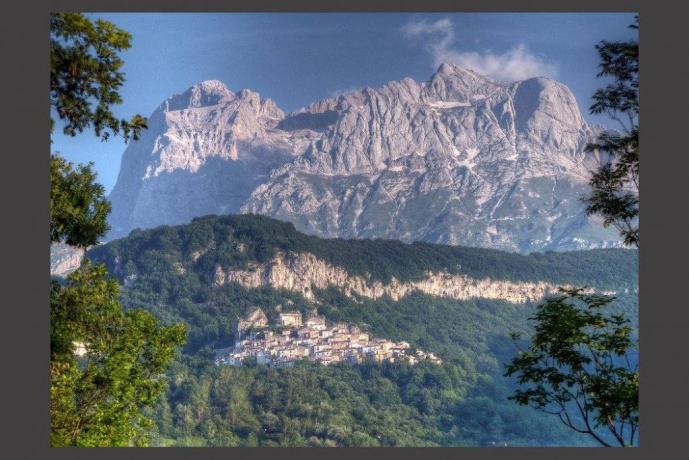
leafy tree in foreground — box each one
[49,12,147,245]
[50,262,186,446]
[584,16,639,247]
[505,288,638,447]
[505,19,640,447]
[50,13,147,142]
[49,12,185,446]
[50,155,110,247]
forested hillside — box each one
[93,214,637,287]
[87,214,638,446]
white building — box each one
[279,312,303,327]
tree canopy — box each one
[49,12,185,447]
[50,262,185,446]
[505,288,638,447]
[506,19,640,447]
[50,13,147,142]
[585,16,639,247]
[50,155,110,247]
[49,13,148,247]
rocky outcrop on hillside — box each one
[108,65,620,251]
[50,242,85,277]
[213,251,574,304]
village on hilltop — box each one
[215,308,442,367]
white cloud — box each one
[402,18,557,82]
[402,18,454,41]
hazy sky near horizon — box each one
[51,13,637,193]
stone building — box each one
[279,312,303,327]
[217,308,442,368]
[305,310,327,329]
[237,307,268,335]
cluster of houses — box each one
[215,308,442,367]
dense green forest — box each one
[93,213,638,287]
[86,214,638,446]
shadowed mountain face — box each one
[107,64,619,252]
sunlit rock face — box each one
[108,65,621,251]
[50,242,85,277]
[107,80,307,239]
[212,251,607,304]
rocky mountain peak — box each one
[106,80,296,238]
[162,79,235,111]
[107,69,621,252]
[435,62,485,79]
[423,62,504,102]
[514,77,585,130]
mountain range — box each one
[107,63,619,252]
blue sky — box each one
[51,13,637,193]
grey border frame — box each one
[3,0,689,458]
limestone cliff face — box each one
[213,251,571,304]
[50,243,85,277]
